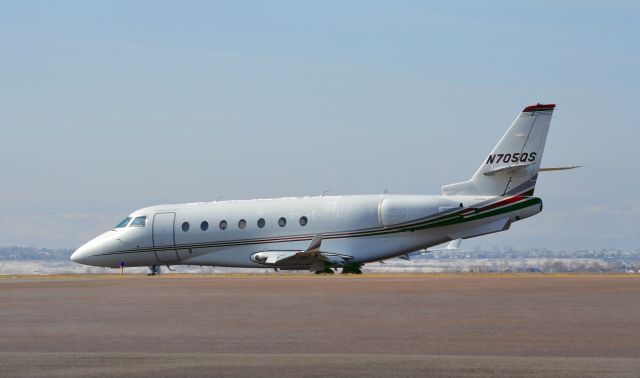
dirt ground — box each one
[1,274,639,377]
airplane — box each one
[71,103,572,274]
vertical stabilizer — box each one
[442,103,555,196]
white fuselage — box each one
[71,194,542,269]
[70,103,556,271]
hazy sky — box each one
[1,1,639,250]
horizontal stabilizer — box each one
[539,166,581,172]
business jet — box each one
[71,103,571,274]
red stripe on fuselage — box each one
[479,196,524,212]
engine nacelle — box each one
[379,197,450,227]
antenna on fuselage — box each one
[215,195,224,202]
[321,190,330,197]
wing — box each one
[251,234,353,272]
[277,234,353,267]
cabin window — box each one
[181,222,190,232]
[257,218,265,228]
[200,221,209,231]
[114,217,132,228]
[299,216,308,226]
[130,216,147,227]
[219,220,228,230]
[238,219,247,229]
[278,217,287,227]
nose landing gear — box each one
[147,265,161,276]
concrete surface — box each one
[1,274,639,377]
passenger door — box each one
[152,212,180,263]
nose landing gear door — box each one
[152,212,180,263]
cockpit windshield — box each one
[114,217,132,228]
[130,216,147,227]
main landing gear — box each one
[314,267,335,274]
[147,265,161,276]
[341,264,363,274]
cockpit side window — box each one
[114,217,132,228]
[130,216,147,227]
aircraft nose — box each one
[71,232,125,267]
[70,245,91,264]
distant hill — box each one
[0,246,73,261]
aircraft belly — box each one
[175,230,447,267]
[180,245,263,268]
[124,250,158,267]
[353,231,449,262]
[444,217,511,239]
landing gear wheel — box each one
[341,264,363,274]
[147,265,160,276]
[314,267,335,274]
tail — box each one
[442,103,555,197]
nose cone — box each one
[70,244,92,265]
[71,231,123,267]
